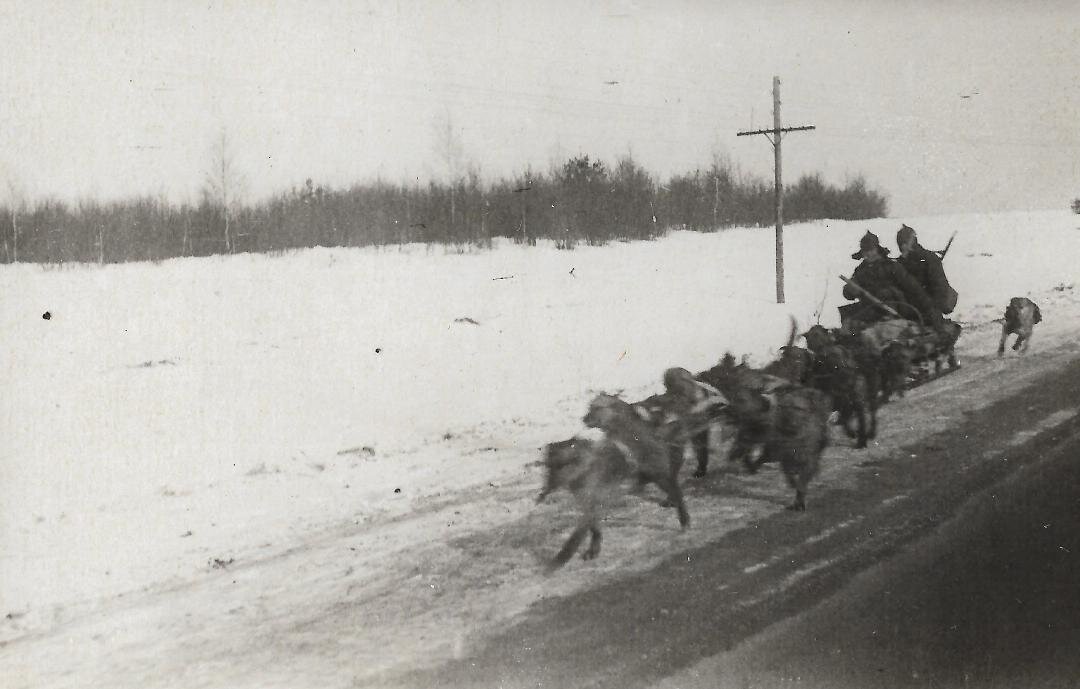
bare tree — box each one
[4,175,27,263]
[203,129,244,252]
[432,110,465,227]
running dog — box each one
[698,354,790,471]
[537,436,642,566]
[879,341,915,402]
[583,393,691,523]
[702,354,831,511]
[801,325,877,448]
[930,320,962,373]
[633,367,724,478]
[763,317,814,385]
[998,297,1042,356]
[763,345,815,385]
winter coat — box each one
[897,243,957,314]
[843,257,943,328]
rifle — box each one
[934,231,957,260]
[839,275,903,319]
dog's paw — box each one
[692,469,708,478]
[543,560,567,576]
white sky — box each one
[1,0,1078,216]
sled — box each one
[838,301,961,392]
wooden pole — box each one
[736,79,814,305]
[773,76,784,304]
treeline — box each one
[0,156,888,264]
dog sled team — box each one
[538,224,1044,568]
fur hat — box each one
[851,231,890,260]
[896,224,917,246]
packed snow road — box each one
[658,379,1080,689]
[389,344,1080,689]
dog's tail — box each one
[784,316,798,349]
[812,273,828,325]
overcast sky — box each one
[2,0,1078,216]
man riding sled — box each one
[842,231,945,333]
[895,224,959,316]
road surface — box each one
[393,354,1080,689]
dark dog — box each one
[537,437,641,566]
[879,341,915,402]
[930,320,962,372]
[763,345,814,384]
[698,354,789,470]
[801,325,877,448]
[762,317,814,385]
[701,354,830,511]
[998,297,1042,356]
[583,393,691,525]
[633,367,724,479]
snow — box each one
[2,209,1080,681]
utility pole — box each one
[737,76,815,304]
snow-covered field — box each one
[2,209,1080,676]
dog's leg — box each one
[553,523,590,567]
[660,442,685,508]
[864,366,882,411]
[879,362,898,403]
[839,405,857,439]
[773,447,808,511]
[867,396,878,441]
[736,436,765,475]
[691,428,710,478]
[859,376,877,441]
[947,347,959,369]
[891,364,907,399]
[744,452,766,475]
[997,326,1009,356]
[788,488,807,511]
[582,525,602,560]
[879,378,891,404]
[781,459,810,512]
[1020,329,1033,353]
[727,427,754,466]
[655,473,690,528]
[744,428,772,474]
[669,441,685,480]
[1012,333,1024,352]
[854,404,868,449]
